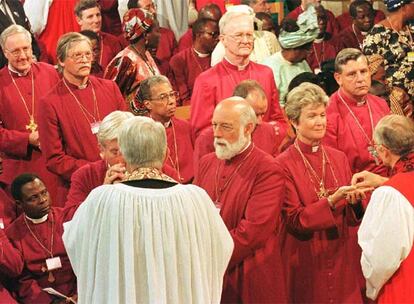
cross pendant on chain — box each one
[41,265,56,283]
[26,118,37,133]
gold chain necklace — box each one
[294,140,339,199]
[166,120,182,182]
[8,68,37,133]
[63,78,100,124]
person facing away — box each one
[63,116,233,304]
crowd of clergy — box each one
[0,0,414,302]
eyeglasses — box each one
[5,46,32,57]
[202,31,219,38]
[68,51,93,62]
[149,91,179,103]
[227,33,254,42]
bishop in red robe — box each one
[190,59,287,138]
[38,75,126,200]
[0,61,61,204]
[307,38,337,72]
[194,98,286,303]
[276,140,364,303]
[324,89,389,175]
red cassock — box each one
[193,123,281,176]
[332,26,365,52]
[165,117,194,184]
[97,0,122,36]
[190,59,287,139]
[323,90,390,175]
[99,31,124,71]
[0,63,61,203]
[306,40,337,72]
[194,144,287,303]
[0,229,23,303]
[0,185,17,228]
[336,10,386,32]
[169,48,211,105]
[177,28,192,52]
[153,27,177,79]
[66,159,180,207]
[276,140,363,303]
[288,6,339,36]
[6,208,77,303]
[37,0,80,64]
[37,76,127,201]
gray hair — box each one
[138,75,171,100]
[335,48,367,73]
[118,116,167,168]
[56,32,91,71]
[374,115,414,156]
[233,79,266,100]
[285,82,328,123]
[0,24,32,51]
[97,111,134,145]
[239,101,257,126]
[219,10,254,34]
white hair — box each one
[0,24,32,50]
[219,7,254,34]
[97,111,134,145]
[118,116,167,168]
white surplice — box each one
[63,183,233,304]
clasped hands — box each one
[104,163,126,184]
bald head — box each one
[212,97,256,159]
[199,3,222,22]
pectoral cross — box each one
[368,145,380,165]
[41,265,55,283]
[26,118,37,133]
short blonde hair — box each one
[285,82,328,123]
[0,24,31,50]
[374,115,414,156]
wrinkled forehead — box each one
[222,15,254,34]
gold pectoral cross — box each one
[318,184,329,199]
[41,265,56,283]
[26,118,37,133]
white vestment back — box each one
[63,183,233,304]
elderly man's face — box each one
[77,6,102,32]
[99,139,124,166]
[221,15,254,60]
[212,105,250,160]
[17,178,51,219]
[145,82,177,122]
[4,33,33,73]
[60,40,92,79]
[334,56,371,100]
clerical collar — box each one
[8,64,30,77]
[296,139,321,154]
[193,48,209,58]
[163,119,171,128]
[360,30,368,36]
[224,57,250,71]
[314,37,324,43]
[64,77,89,89]
[25,214,48,224]
[339,89,367,106]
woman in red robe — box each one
[276,82,368,303]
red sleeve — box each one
[16,270,54,303]
[37,98,89,181]
[322,103,340,150]
[0,126,30,158]
[0,229,23,277]
[266,72,288,143]
[66,165,94,208]
[228,161,283,268]
[169,54,191,104]
[190,75,217,139]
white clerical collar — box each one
[312,145,319,153]
[64,77,89,89]
[224,57,250,70]
[8,64,30,77]
[361,31,368,36]
[25,214,48,224]
[193,48,210,58]
[314,37,324,43]
[163,119,171,128]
